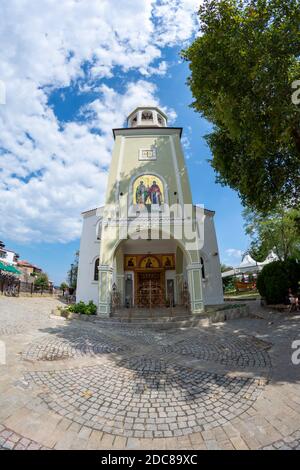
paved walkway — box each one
[0,297,299,450]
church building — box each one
[76,106,223,316]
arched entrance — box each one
[113,238,190,309]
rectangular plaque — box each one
[138,148,157,161]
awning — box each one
[0,262,21,274]
[6,265,21,275]
[0,261,9,271]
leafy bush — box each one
[85,301,97,315]
[68,300,97,315]
[34,272,49,289]
[257,259,300,304]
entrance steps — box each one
[90,304,250,329]
[93,307,211,329]
[113,306,190,319]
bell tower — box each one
[97,106,204,316]
[127,107,168,128]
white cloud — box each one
[0,0,200,243]
[153,0,201,45]
[225,249,243,259]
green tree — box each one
[183,0,300,212]
[68,250,79,290]
[60,282,68,296]
[221,263,233,272]
[34,272,49,292]
[244,206,300,261]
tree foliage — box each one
[257,259,300,303]
[183,0,300,212]
[67,250,79,290]
[244,206,300,261]
[34,272,49,290]
[60,282,68,294]
[221,263,233,272]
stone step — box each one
[100,315,193,323]
[93,317,210,330]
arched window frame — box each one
[157,113,165,126]
[131,114,138,127]
[141,111,153,122]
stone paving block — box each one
[1,297,300,451]
[230,436,249,450]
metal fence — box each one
[0,273,53,296]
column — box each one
[186,263,204,314]
[175,273,183,305]
[116,273,125,307]
[98,265,113,317]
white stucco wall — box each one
[76,206,224,307]
[76,209,102,305]
[1,249,16,264]
[199,210,224,305]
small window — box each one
[157,114,164,126]
[131,114,138,127]
[201,257,205,279]
[141,111,153,121]
[94,258,99,281]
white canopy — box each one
[222,251,279,278]
[238,254,257,268]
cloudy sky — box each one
[0,0,249,283]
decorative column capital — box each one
[186,262,202,271]
[98,265,113,273]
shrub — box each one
[68,300,97,315]
[257,259,300,304]
[86,301,97,315]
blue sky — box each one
[0,1,249,285]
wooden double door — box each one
[136,271,165,308]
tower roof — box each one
[127,106,168,128]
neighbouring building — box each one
[0,241,19,265]
[76,106,223,316]
[17,260,42,283]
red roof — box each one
[17,260,41,270]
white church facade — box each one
[76,106,223,316]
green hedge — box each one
[257,259,300,304]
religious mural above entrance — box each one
[162,255,174,269]
[140,256,160,269]
[124,256,137,268]
[124,253,175,270]
[133,175,164,206]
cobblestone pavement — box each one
[262,430,300,450]
[0,425,48,450]
[25,359,265,438]
[22,327,130,361]
[0,296,300,450]
[161,332,272,368]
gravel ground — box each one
[0,296,63,336]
